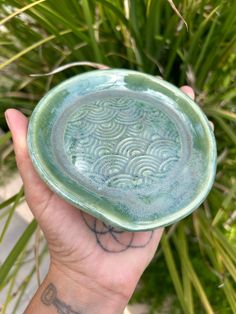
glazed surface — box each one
[63,95,182,189]
[28,70,216,230]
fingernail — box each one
[209,121,214,131]
[180,86,195,100]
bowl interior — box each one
[28,69,216,230]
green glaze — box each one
[27,69,217,231]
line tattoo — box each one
[41,283,80,314]
[81,213,153,253]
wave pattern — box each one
[64,96,181,189]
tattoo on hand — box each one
[81,213,153,253]
[41,283,80,314]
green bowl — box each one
[27,69,217,231]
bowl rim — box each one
[27,69,217,231]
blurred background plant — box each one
[0,0,236,313]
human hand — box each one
[5,86,194,314]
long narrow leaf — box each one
[0,219,37,285]
[182,260,194,314]
[81,0,103,63]
[0,188,24,243]
[12,244,48,314]
[213,228,236,263]
[161,234,189,313]
[0,0,45,26]
[205,108,236,123]
[0,30,72,70]
[222,278,236,312]
[175,225,214,314]
[215,117,236,146]
[1,249,28,314]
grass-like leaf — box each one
[0,0,45,26]
[161,233,190,313]
[0,219,37,286]
[0,187,24,243]
[0,30,72,70]
[174,224,214,314]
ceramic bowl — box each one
[27,69,217,231]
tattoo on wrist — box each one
[81,213,153,253]
[41,283,80,314]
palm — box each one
[25,176,160,297]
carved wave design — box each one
[114,108,142,125]
[86,106,117,123]
[65,120,96,139]
[115,137,148,157]
[93,155,129,176]
[64,96,181,189]
[93,121,127,140]
[92,142,114,157]
[125,155,161,177]
[146,140,180,159]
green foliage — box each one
[0,220,37,285]
[0,0,236,313]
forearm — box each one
[25,265,128,314]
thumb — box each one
[180,86,195,100]
[4,109,52,217]
[5,109,40,186]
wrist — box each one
[26,263,129,314]
[49,263,129,313]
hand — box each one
[5,86,194,314]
